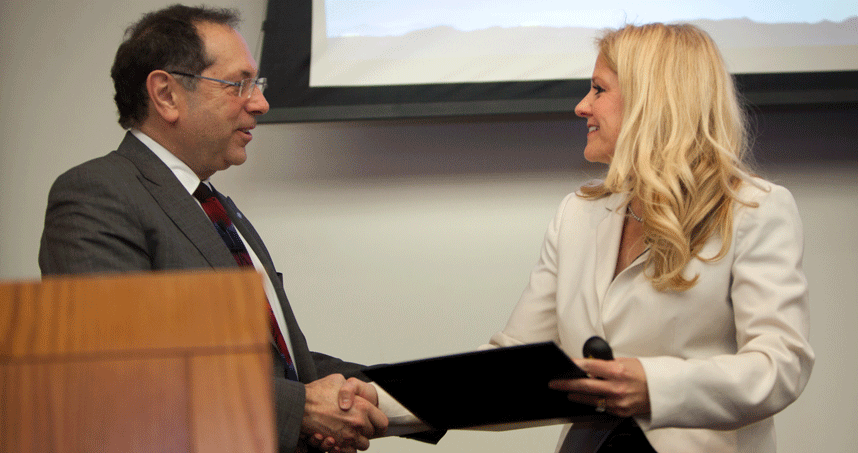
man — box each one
[39,5,388,452]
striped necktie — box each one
[194,182,298,381]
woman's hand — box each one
[549,357,651,418]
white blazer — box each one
[487,178,814,452]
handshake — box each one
[300,374,389,453]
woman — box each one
[485,23,814,452]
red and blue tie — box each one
[194,182,298,380]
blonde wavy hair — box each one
[579,23,755,292]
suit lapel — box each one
[115,132,236,268]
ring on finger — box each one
[595,398,607,413]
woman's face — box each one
[574,56,623,164]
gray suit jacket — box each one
[39,132,364,452]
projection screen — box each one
[258,0,858,123]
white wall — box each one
[1,1,855,452]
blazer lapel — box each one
[594,194,627,299]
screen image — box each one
[312,1,858,87]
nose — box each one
[574,95,590,118]
[247,87,270,116]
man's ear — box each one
[146,70,181,124]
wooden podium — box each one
[1,269,275,453]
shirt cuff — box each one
[372,382,432,436]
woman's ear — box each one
[145,70,181,124]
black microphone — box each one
[583,336,614,360]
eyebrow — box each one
[591,73,611,86]
[222,69,256,80]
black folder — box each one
[363,342,613,430]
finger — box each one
[354,435,370,451]
[338,380,359,411]
[561,390,611,415]
[307,433,324,448]
[348,397,388,438]
[549,377,606,394]
[548,378,577,391]
[577,358,629,381]
[573,358,610,378]
[366,405,389,437]
[321,436,337,450]
[564,390,606,406]
[347,378,379,406]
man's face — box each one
[175,22,269,180]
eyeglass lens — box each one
[240,78,266,98]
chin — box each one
[583,143,614,164]
[226,149,248,167]
[584,152,611,165]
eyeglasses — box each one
[169,71,267,99]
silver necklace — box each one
[627,204,644,222]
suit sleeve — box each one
[272,376,307,453]
[311,352,368,380]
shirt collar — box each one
[130,128,206,195]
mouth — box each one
[587,124,599,135]
[237,125,255,140]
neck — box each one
[137,122,213,180]
[627,199,644,223]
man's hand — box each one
[301,374,388,452]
